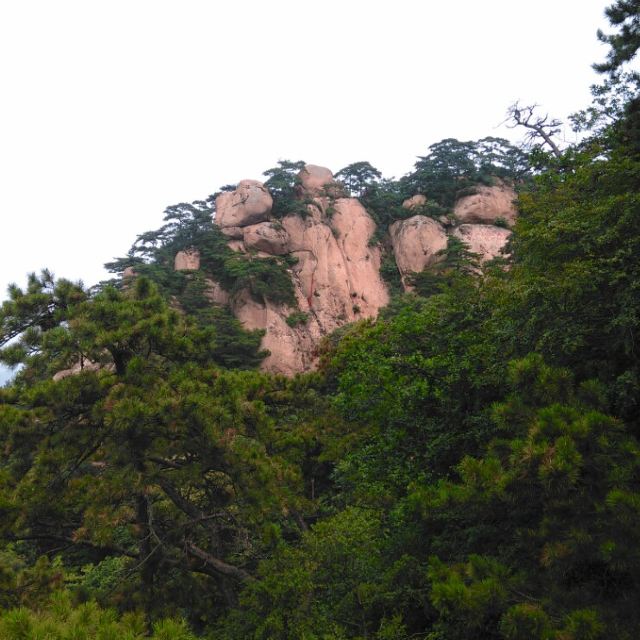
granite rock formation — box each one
[168,168,518,375]
[389,216,448,289]
[174,248,201,271]
[210,169,388,375]
[453,182,517,226]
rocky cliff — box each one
[174,165,517,375]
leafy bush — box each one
[0,591,199,640]
[286,311,309,327]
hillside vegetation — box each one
[1,3,639,638]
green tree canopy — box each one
[594,0,640,78]
[335,161,382,197]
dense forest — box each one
[1,2,639,638]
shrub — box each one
[286,311,309,327]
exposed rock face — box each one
[389,215,448,288]
[174,248,200,271]
[206,168,518,375]
[211,179,389,375]
[453,183,517,226]
[232,287,320,375]
[250,197,387,375]
[453,224,511,263]
[402,194,427,210]
[280,197,388,331]
[227,239,246,253]
[330,198,389,314]
[243,222,289,255]
[299,164,335,194]
[205,279,230,306]
[220,226,244,239]
[215,180,273,228]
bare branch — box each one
[506,102,563,158]
[184,541,251,582]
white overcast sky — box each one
[0,0,614,302]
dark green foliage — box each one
[0,590,198,639]
[0,553,65,612]
[410,236,482,297]
[570,72,638,142]
[104,196,296,368]
[335,161,382,197]
[107,198,296,310]
[403,137,529,208]
[359,178,408,242]
[285,311,308,328]
[379,252,403,297]
[262,160,307,218]
[222,252,296,306]
[325,274,503,501]
[0,271,87,380]
[493,216,509,228]
[581,2,640,154]
[356,138,528,243]
[0,280,312,626]
[594,0,640,78]
[220,507,388,639]
[410,356,640,638]
[499,145,640,426]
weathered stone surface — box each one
[204,279,230,306]
[330,198,389,315]
[220,226,244,239]
[282,214,355,329]
[227,239,246,253]
[218,194,389,375]
[389,215,448,289]
[453,224,511,263]
[298,164,335,194]
[402,194,427,210]
[207,169,516,375]
[174,248,200,271]
[243,222,289,255]
[232,289,320,376]
[122,266,137,279]
[453,183,517,226]
[215,180,273,228]
[281,198,388,329]
[205,168,519,375]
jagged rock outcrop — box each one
[243,222,289,255]
[202,167,518,375]
[281,197,387,330]
[299,165,335,194]
[174,248,200,271]
[232,287,320,375]
[389,216,448,288]
[453,183,517,226]
[210,167,388,375]
[215,180,273,228]
[453,224,511,263]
